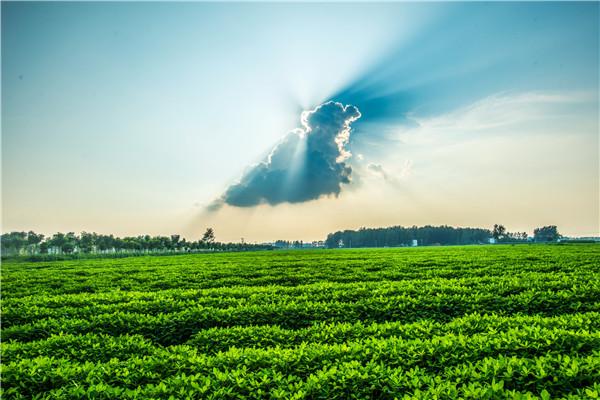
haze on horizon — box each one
[2,2,599,242]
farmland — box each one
[1,244,599,399]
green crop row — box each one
[3,312,599,365]
[4,288,599,345]
[3,327,599,398]
[3,246,598,299]
[185,311,600,354]
[5,357,600,399]
[3,274,596,329]
[3,274,598,315]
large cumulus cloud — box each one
[221,101,361,207]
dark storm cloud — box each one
[221,101,361,207]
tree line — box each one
[325,224,562,248]
[1,224,566,256]
[0,228,272,257]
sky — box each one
[2,2,599,242]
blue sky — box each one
[2,2,598,241]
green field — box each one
[2,245,600,399]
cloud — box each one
[367,163,388,179]
[218,101,361,208]
[395,91,597,147]
[367,160,412,188]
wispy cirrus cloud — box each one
[396,91,597,146]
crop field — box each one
[1,244,600,399]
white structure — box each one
[411,239,418,247]
[488,238,497,244]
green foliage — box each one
[1,230,271,259]
[1,245,599,399]
[201,228,216,244]
[534,226,561,242]
[325,225,493,247]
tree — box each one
[62,232,78,253]
[1,232,28,255]
[1,229,274,257]
[96,234,115,251]
[202,228,215,244]
[274,240,290,248]
[48,233,67,253]
[325,225,492,248]
[170,235,180,250]
[534,226,560,242]
[27,231,44,247]
[79,232,97,253]
[492,224,506,240]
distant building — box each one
[488,238,496,244]
[411,239,418,247]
